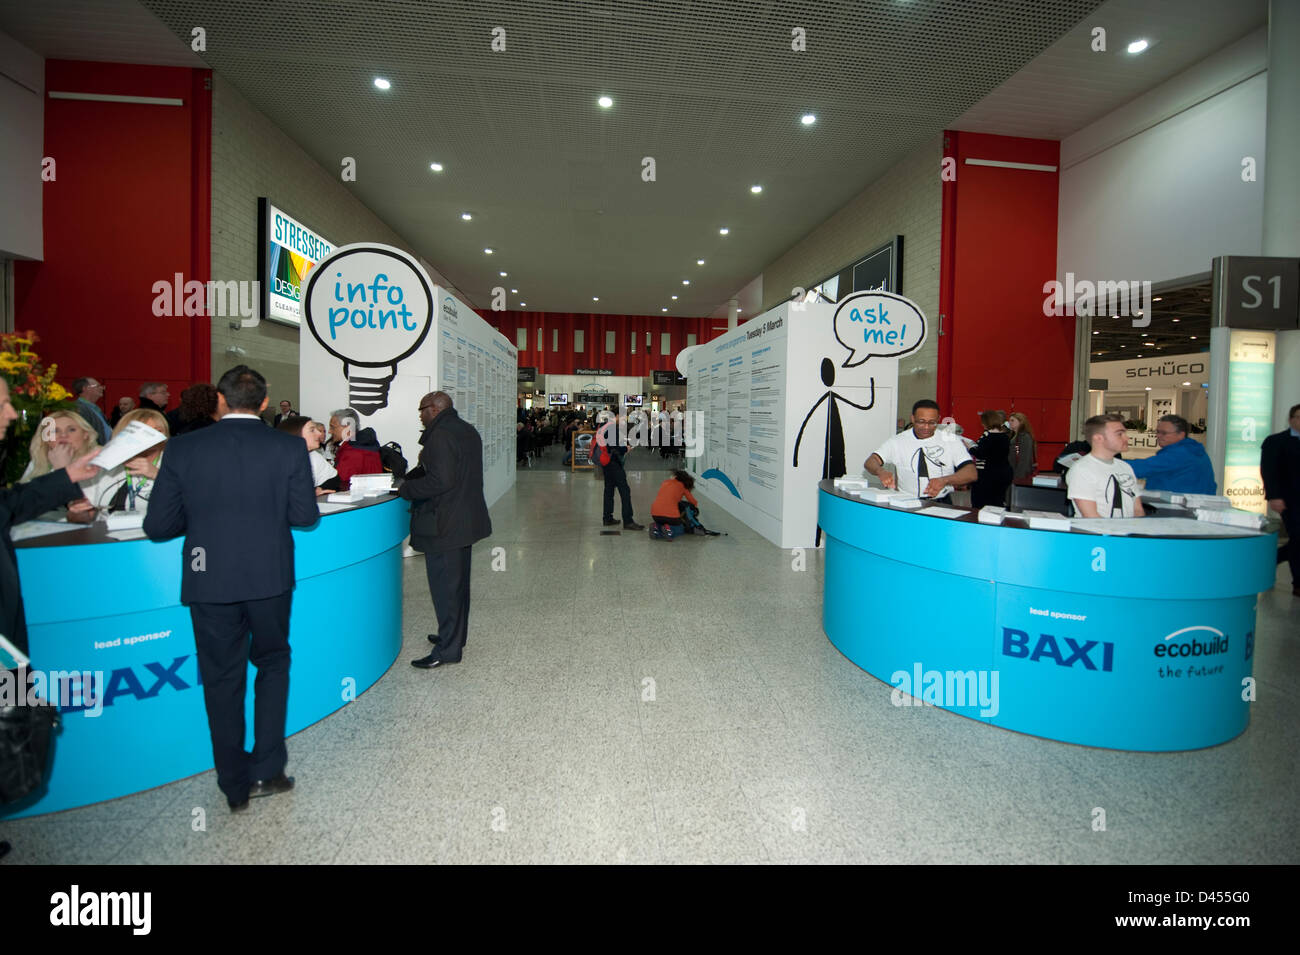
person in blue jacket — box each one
[1130,414,1216,494]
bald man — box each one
[402,391,492,669]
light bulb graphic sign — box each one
[303,243,433,415]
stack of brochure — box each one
[1182,493,1231,509]
[1194,507,1266,530]
[1018,509,1072,531]
[885,496,924,510]
[977,506,1007,525]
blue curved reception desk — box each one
[4,495,407,818]
[819,482,1276,751]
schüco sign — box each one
[1124,360,1206,379]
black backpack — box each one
[379,441,408,479]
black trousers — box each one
[189,592,292,803]
[1281,507,1299,588]
[602,459,634,523]
[426,545,473,661]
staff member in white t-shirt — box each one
[277,415,338,495]
[865,399,977,499]
[1066,413,1145,519]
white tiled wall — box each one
[209,76,422,402]
[760,135,943,418]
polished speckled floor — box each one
[4,463,1298,864]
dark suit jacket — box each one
[1261,429,1300,508]
[1,471,83,655]
[143,416,319,604]
[399,408,491,552]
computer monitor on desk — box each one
[1008,482,1071,516]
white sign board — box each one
[300,243,517,508]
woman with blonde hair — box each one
[1007,411,1037,480]
[75,408,170,514]
[20,409,100,482]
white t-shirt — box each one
[1066,453,1139,517]
[873,429,973,499]
[309,449,337,487]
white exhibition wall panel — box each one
[686,300,901,549]
[301,244,516,509]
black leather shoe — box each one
[411,654,461,669]
[249,773,294,798]
[602,518,619,526]
[228,798,249,813]
[427,633,441,645]
[623,521,645,531]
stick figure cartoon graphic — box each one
[793,357,875,479]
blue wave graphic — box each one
[701,468,741,499]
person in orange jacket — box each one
[649,469,698,540]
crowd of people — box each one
[15,376,409,522]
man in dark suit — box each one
[144,365,319,811]
[1261,402,1300,597]
[402,392,492,669]
[272,401,296,427]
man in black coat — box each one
[1261,402,1300,597]
[402,391,492,669]
[0,378,101,660]
[144,365,319,812]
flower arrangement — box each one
[0,330,76,486]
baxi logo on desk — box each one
[1001,628,1115,672]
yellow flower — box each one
[46,383,71,401]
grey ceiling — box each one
[2,0,1262,319]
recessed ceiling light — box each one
[1153,296,1163,302]
[593,297,599,302]
[430,162,443,172]
[1172,318,1179,322]
[682,280,690,285]
[597,95,613,108]
[484,248,493,254]
[1128,39,1149,54]
[1144,386,1152,390]
[511,288,517,293]
[671,295,678,300]
[750,185,763,194]
[719,227,729,235]
[1140,333,1147,337]
[461,212,472,221]
[696,259,705,266]
[801,113,816,125]
[661,307,668,312]
[374,77,391,90]
[499,271,507,277]
[1120,345,1126,348]
[1190,336,1197,340]
[519,302,526,307]
[1182,381,1191,386]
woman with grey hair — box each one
[328,407,382,489]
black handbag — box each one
[0,676,60,805]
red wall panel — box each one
[14,61,211,418]
[939,131,1074,470]
[478,310,723,378]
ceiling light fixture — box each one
[1128,39,1149,54]
[1153,296,1163,302]
[374,77,391,90]
[671,295,678,300]
[484,248,494,254]
[1182,381,1191,386]
[697,259,705,266]
[593,297,599,302]
[719,227,729,235]
[519,302,526,307]
[598,95,613,108]
[461,212,472,221]
[661,307,667,312]
[511,288,517,293]
[682,280,690,285]
[750,185,763,194]
[801,113,816,125]
[1190,336,1197,340]
[430,162,443,172]
[499,271,507,277]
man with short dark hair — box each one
[1067,413,1145,519]
[865,399,976,499]
[71,377,111,444]
[144,365,319,812]
[403,391,493,670]
[272,400,296,427]
[1261,403,1300,597]
[1129,414,1216,494]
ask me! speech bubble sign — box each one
[833,291,927,367]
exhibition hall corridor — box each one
[3,466,1298,864]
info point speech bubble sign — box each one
[303,244,433,369]
[833,291,927,368]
